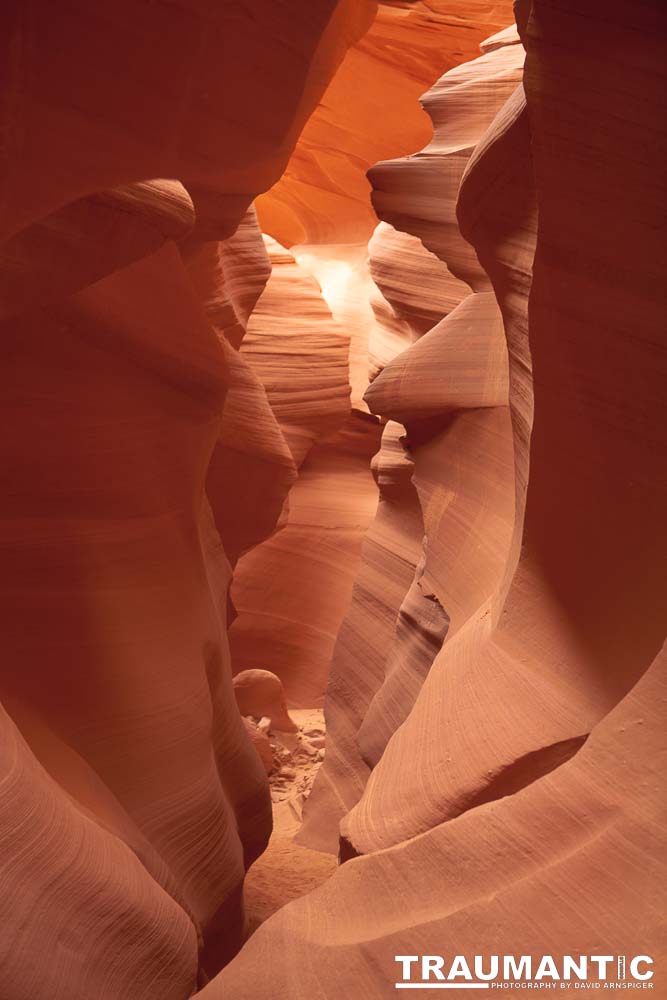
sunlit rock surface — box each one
[212,3,666,996]
[302,22,524,853]
[208,646,667,998]
[0,0,664,996]
[257,1,518,247]
[227,237,381,705]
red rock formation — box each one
[0,1,376,245]
[303,23,525,853]
[226,237,382,704]
[0,2,377,994]
[230,415,382,707]
[257,0,517,246]
[233,670,297,734]
[209,645,667,998]
[1,0,664,996]
[234,1,516,718]
[241,718,276,777]
[188,210,299,569]
[1,234,269,985]
[227,0,521,725]
[207,3,666,995]
[238,237,352,466]
[367,222,469,380]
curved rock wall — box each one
[209,646,667,998]
[228,1,516,714]
[188,209,298,569]
[257,0,517,247]
[228,238,381,705]
[302,24,525,853]
[210,1,666,995]
[0,2,377,995]
[1,0,664,996]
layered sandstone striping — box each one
[208,646,667,998]
[238,237,352,467]
[302,23,525,853]
[1,0,664,996]
[210,2,666,994]
[257,0,517,247]
[229,3,517,720]
[367,222,469,381]
[0,2,377,995]
[227,237,382,705]
[188,210,299,569]
[238,0,515,720]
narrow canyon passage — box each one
[226,241,383,932]
[228,238,382,709]
[0,2,664,999]
[218,9,526,930]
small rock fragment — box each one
[232,669,297,732]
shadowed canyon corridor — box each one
[0,1,665,997]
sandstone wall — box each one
[0,1,664,996]
[210,2,667,995]
[0,2,377,995]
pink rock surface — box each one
[208,645,667,998]
[303,22,524,854]
[217,6,665,996]
[226,237,382,704]
[0,2,376,994]
[230,416,381,707]
[1,0,664,996]
[239,237,352,466]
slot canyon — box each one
[0,1,665,997]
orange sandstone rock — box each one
[233,670,297,734]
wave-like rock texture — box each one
[206,646,667,998]
[293,419,426,838]
[0,1,377,247]
[1,1,665,996]
[228,238,382,704]
[239,237,352,466]
[187,210,299,569]
[1,218,271,992]
[292,243,379,409]
[257,0,516,246]
[213,2,666,995]
[302,24,525,853]
[367,222,469,381]
[0,2,378,996]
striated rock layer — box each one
[230,414,381,707]
[213,1,666,996]
[257,0,517,247]
[302,22,525,853]
[236,1,516,716]
[188,209,298,569]
[0,0,664,997]
[227,236,382,705]
[207,646,666,998]
[0,2,378,996]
